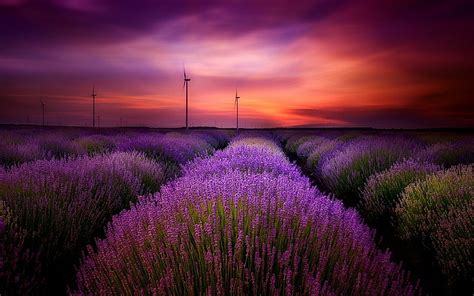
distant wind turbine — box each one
[40,100,45,127]
[183,66,191,129]
[235,89,240,131]
[91,86,97,127]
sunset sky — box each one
[1,0,473,128]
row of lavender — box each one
[279,130,473,291]
[74,133,421,295]
[0,128,230,294]
[0,128,229,168]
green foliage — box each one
[359,160,439,225]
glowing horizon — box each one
[1,1,473,128]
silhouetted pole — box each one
[236,98,239,131]
[183,67,191,130]
[186,81,189,129]
[92,86,97,127]
[235,89,240,131]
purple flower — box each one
[320,136,422,205]
[359,159,440,225]
[0,151,167,292]
[395,164,473,286]
[183,143,305,182]
[74,133,420,295]
[417,139,474,168]
[116,132,216,164]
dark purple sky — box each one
[1,0,473,128]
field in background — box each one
[1,126,472,295]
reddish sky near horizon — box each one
[1,0,473,128]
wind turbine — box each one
[91,86,97,127]
[183,67,191,129]
[40,100,45,127]
[235,89,240,131]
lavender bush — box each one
[1,201,43,294]
[418,140,474,168]
[117,132,215,164]
[320,137,420,204]
[295,136,327,160]
[36,134,81,159]
[75,171,419,295]
[432,200,473,286]
[74,135,116,156]
[0,143,40,168]
[0,152,167,292]
[335,132,365,142]
[193,131,230,149]
[306,139,341,176]
[396,164,473,286]
[285,135,316,154]
[183,138,303,180]
[413,132,468,145]
[75,134,420,295]
[359,160,440,225]
[232,131,281,148]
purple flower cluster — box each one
[295,136,327,159]
[282,131,473,291]
[432,200,473,286]
[183,138,304,181]
[193,130,230,148]
[305,139,341,175]
[36,134,82,159]
[1,201,43,294]
[0,142,40,168]
[0,129,42,167]
[0,128,90,167]
[418,139,474,168]
[0,129,228,168]
[395,164,473,286]
[73,135,116,156]
[359,159,440,225]
[116,132,216,164]
[75,133,420,295]
[284,135,316,154]
[0,151,167,293]
[319,137,420,204]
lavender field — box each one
[0,127,472,295]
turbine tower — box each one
[183,67,191,129]
[40,100,45,127]
[91,86,97,127]
[235,89,240,131]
